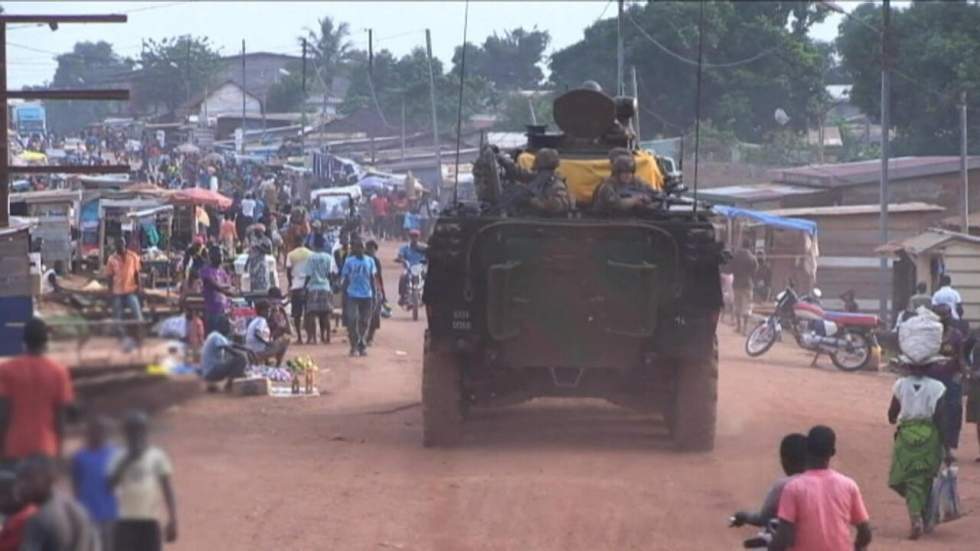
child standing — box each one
[71,416,118,550]
[109,411,178,551]
[184,307,205,363]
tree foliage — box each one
[451,28,550,91]
[134,35,221,114]
[549,1,831,142]
[837,1,980,155]
[341,46,494,136]
[47,41,133,133]
[305,16,352,99]
[265,59,318,113]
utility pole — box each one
[401,95,407,161]
[301,38,307,156]
[425,29,443,190]
[631,65,640,140]
[878,0,891,319]
[617,0,625,96]
[184,37,191,108]
[240,40,247,154]
[961,90,970,233]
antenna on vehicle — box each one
[452,0,471,206]
[691,0,706,215]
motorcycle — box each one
[745,287,879,372]
[729,517,777,549]
[402,261,427,321]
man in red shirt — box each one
[0,319,75,463]
[370,193,390,240]
[772,425,872,551]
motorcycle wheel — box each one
[745,322,777,357]
[831,331,871,372]
[412,301,419,321]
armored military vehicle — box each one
[422,85,724,451]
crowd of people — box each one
[0,319,177,550]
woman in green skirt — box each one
[888,362,947,540]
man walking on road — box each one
[772,425,872,551]
[341,239,377,357]
[730,240,758,334]
[104,236,143,334]
[0,319,75,465]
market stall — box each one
[713,205,820,297]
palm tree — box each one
[303,17,352,103]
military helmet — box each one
[533,148,560,171]
[581,80,603,93]
[607,147,630,163]
[612,155,636,175]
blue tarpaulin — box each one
[712,205,817,236]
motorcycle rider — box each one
[397,229,427,307]
[731,433,808,532]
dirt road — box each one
[155,247,980,550]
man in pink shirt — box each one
[772,425,872,551]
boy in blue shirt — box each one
[341,239,377,357]
[71,416,118,549]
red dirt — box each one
[143,246,980,550]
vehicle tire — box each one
[412,300,419,321]
[831,331,871,372]
[672,338,718,452]
[422,331,463,447]
[745,321,777,357]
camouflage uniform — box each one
[498,148,573,215]
[592,155,657,214]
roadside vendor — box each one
[199,248,237,334]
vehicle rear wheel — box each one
[672,338,718,452]
[422,332,463,447]
[831,331,871,372]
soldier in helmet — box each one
[497,147,573,215]
[592,153,659,214]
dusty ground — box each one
[139,244,980,550]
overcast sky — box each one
[3,1,849,89]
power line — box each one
[625,9,777,69]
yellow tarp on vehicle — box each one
[516,150,664,204]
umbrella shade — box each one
[171,187,233,210]
[204,152,224,164]
[18,151,47,162]
[176,143,200,154]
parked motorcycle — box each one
[745,287,879,372]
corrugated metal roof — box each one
[697,183,823,202]
[766,202,945,218]
[768,156,980,189]
[877,229,980,255]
